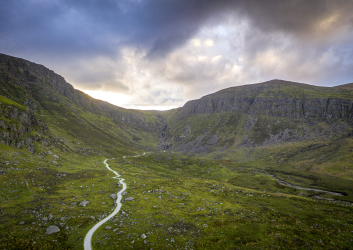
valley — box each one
[0,53,353,249]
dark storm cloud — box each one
[1,0,353,108]
[2,0,352,59]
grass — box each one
[1,64,353,249]
[2,141,353,249]
[87,153,353,249]
[0,95,25,109]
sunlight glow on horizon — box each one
[82,90,179,111]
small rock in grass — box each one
[79,200,89,206]
[59,223,65,227]
[19,221,25,225]
[125,197,134,201]
[122,191,127,195]
[101,202,106,205]
[141,233,147,239]
[70,202,76,205]
[46,225,60,234]
[110,194,117,199]
[105,226,112,230]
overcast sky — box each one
[1,0,353,110]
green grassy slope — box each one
[1,146,353,249]
[1,53,353,249]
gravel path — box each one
[84,158,127,250]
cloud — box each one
[1,0,353,109]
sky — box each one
[1,0,353,110]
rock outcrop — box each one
[179,80,353,123]
[0,53,163,133]
[164,80,353,153]
[1,53,353,154]
[0,100,48,153]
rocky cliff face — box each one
[0,53,163,132]
[1,53,353,154]
[179,80,353,123]
[0,100,48,153]
[163,80,353,153]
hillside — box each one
[0,53,164,155]
[1,53,353,249]
[163,79,353,153]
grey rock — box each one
[141,233,147,239]
[110,194,117,199]
[19,221,25,225]
[46,225,60,234]
[105,226,112,230]
[125,197,134,201]
[79,200,89,206]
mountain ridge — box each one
[0,53,163,132]
[1,52,353,155]
[1,53,353,250]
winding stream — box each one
[266,173,344,196]
[83,159,127,250]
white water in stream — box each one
[83,159,127,250]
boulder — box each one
[46,225,60,234]
[79,200,89,206]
